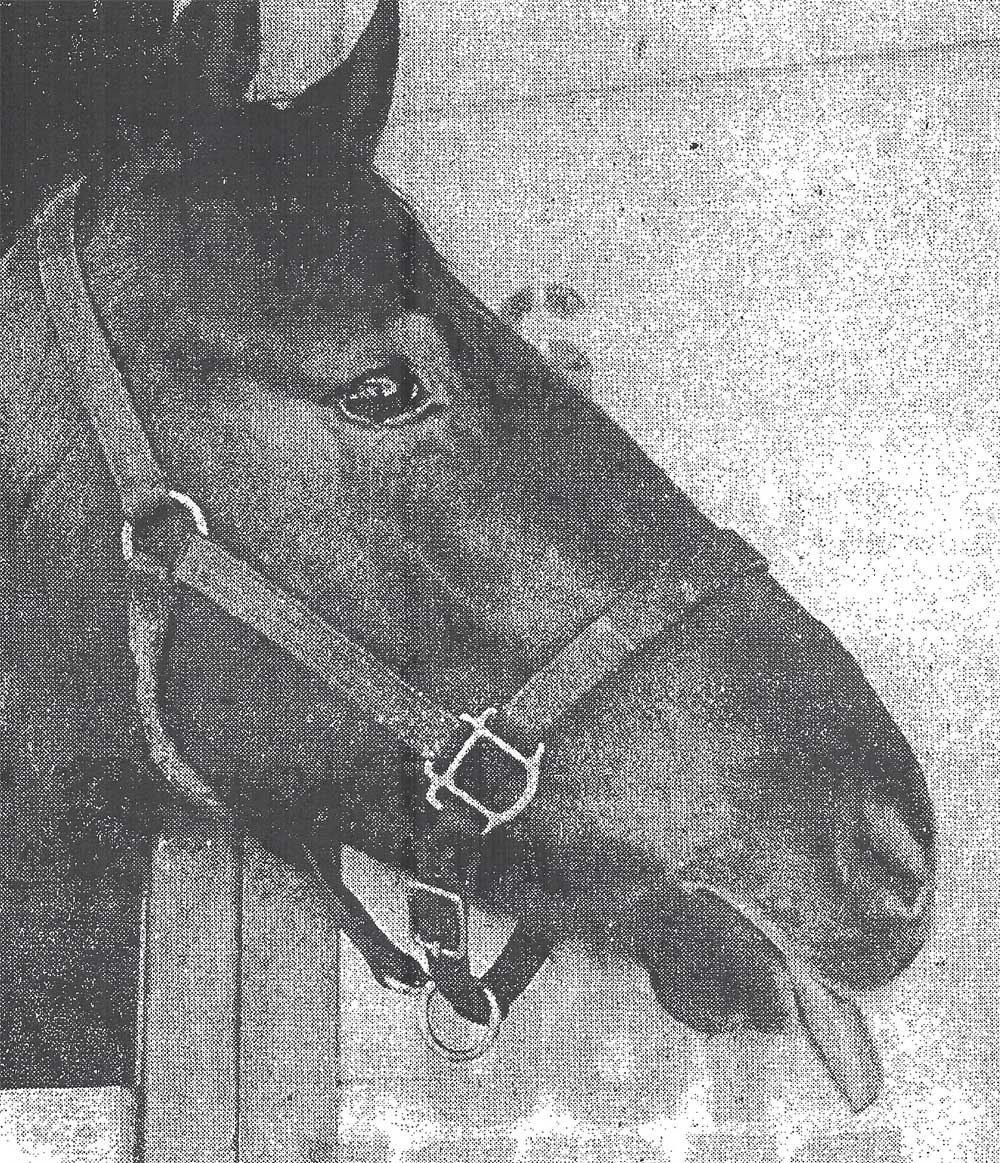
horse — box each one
[0,0,935,1108]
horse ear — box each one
[164,0,261,112]
[290,0,400,158]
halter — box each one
[36,180,773,1061]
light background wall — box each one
[356,0,1000,104]
[177,2,1000,1159]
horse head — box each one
[1,0,934,1105]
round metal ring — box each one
[166,490,209,535]
[417,983,501,1063]
[122,490,209,564]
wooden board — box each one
[140,808,239,1163]
[139,818,343,1163]
[0,1087,136,1163]
[238,836,341,1163]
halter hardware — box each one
[418,982,501,1063]
[424,708,543,833]
[405,879,468,960]
[122,490,208,577]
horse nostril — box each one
[837,790,932,923]
[862,793,931,883]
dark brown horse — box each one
[0,0,933,1106]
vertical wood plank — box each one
[238,835,341,1163]
[141,807,240,1163]
[0,1087,136,1163]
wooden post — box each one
[140,808,240,1163]
[238,836,342,1163]
[139,826,344,1163]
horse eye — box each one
[325,361,430,426]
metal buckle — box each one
[405,878,468,960]
[424,708,543,834]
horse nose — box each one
[835,786,934,924]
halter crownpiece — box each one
[34,177,880,1106]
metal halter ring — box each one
[122,490,208,569]
[417,983,502,1063]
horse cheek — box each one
[15,466,133,766]
[161,590,356,815]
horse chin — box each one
[645,892,792,1035]
[476,820,791,1037]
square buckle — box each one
[424,708,543,834]
[405,878,468,960]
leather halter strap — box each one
[36,180,772,1049]
[36,182,169,520]
[172,523,762,765]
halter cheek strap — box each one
[36,179,773,1059]
[35,182,169,521]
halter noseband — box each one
[36,180,772,1061]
